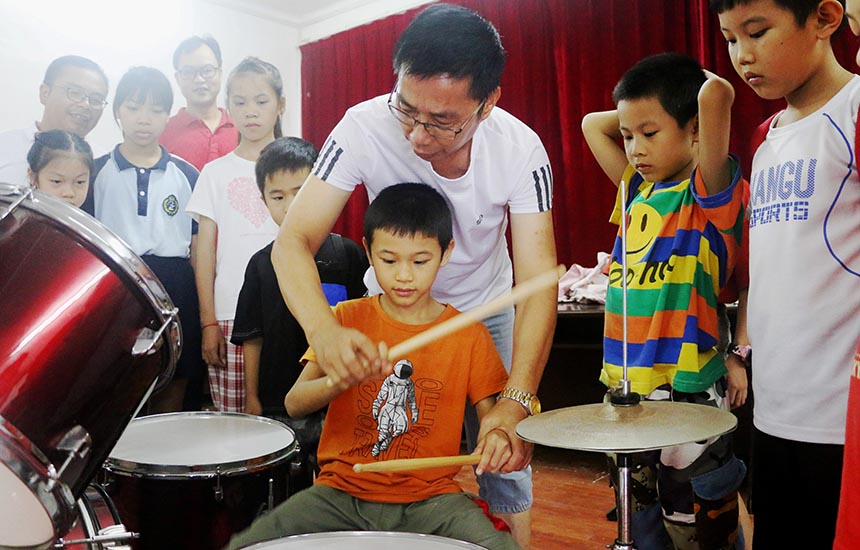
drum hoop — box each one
[239,531,488,549]
[0,414,77,536]
[103,412,299,479]
[0,184,180,388]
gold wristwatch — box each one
[498,387,541,416]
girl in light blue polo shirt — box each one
[93,66,203,413]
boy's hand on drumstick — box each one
[473,427,513,476]
[474,395,533,473]
[310,324,393,387]
[477,400,534,473]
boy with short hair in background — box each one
[230,136,367,490]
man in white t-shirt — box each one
[0,55,108,188]
[272,5,557,548]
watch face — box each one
[529,397,541,415]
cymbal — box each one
[516,401,737,453]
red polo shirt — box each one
[160,107,238,171]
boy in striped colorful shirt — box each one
[582,53,746,549]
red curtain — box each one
[301,0,858,268]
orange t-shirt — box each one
[302,295,508,503]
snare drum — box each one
[104,412,298,550]
[239,532,488,549]
[0,185,180,548]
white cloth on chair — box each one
[558,252,610,304]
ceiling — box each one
[216,0,379,26]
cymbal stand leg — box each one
[611,453,636,550]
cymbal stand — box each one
[609,178,639,549]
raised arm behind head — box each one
[583,52,734,194]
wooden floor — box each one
[455,446,618,549]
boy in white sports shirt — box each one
[712,0,860,546]
[834,1,860,547]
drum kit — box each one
[0,185,299,550]
[0,180,738,550]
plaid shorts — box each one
[208,320,245,412]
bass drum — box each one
[56,484,135,550]
[0,185,180,548]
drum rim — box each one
[0,184,180,389]
[103,412,299,479]
[239,531,489,549]
[0,413,77,541]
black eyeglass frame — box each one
[54,85,108,109]
[386,81,486,141]
[177,65,220,81]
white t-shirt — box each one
[749,76,860,444]
[186,151,279,320]
[0,124,37,188]
[313,94,552,311]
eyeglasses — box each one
[177,65,219,80]
[55,85,108,109]
[387,83,485,141]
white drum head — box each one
[106,412,296,478]
[241,532,488,549]
[0,461,55,547]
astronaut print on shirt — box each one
[343,357,447,461]
[371,359,419,457]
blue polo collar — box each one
[112,144,171,172]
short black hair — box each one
[255,137,318,195]
[709,0,841,26]
[28,129,94,175]
[364,183,453,253]
[392,3,505,102]
[612,52,706,128]
[43,55,108,88]
[173,35,223,70]
[113,67,173,121]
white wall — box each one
[0,0,301,155]
[298,0,434,44]
[0,0,440,156]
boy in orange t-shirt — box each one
[227,183,520,550]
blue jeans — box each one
[463,307,533,514]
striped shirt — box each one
[600,160,744,394]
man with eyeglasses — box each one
[272,5,557,548]
[160,35,237,172]
[0,55,108,188]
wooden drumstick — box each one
[353,454,482,473]
[326,264,566,388]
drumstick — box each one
[326,264,566,388]
[353,454,482,473]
